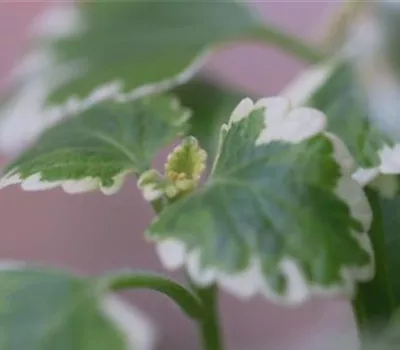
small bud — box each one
[138,137,207,202]
[165,137,207,191]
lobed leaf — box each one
[147,97,374,304]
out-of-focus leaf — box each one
[0,1,320,154]
[4,1,263,111]
[282,4,400,181]
[376,2,400,77]
[0,267,127,350]
[46,1,264,103]
[307,62,390,168]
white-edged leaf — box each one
[0,1,265,153]
[0,96,189,194]
[282,6,400,190]
[308,62,391,168]
[0,265,154,350]
[103,296,156,350]
[147,97,374,305]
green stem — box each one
[195,284,223,350]
[352,188,395,331]
[104,271,203,320]
[151,192,223,349]
[251,25,325,64]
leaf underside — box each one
[34,1,262,105]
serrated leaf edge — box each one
[152,97,374,305]
[0,169,131,195]
[0,93,191,195]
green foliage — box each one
[32,0,265,105]
[0,96,189,194]
[308,63,391,168]
[3,1,400,349]
[0,267,126,350]
[148,99,373,302]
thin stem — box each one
[103,271,203,320]
[150,187,223,349]
[352,188,395,332]
[250,25,325,64]
[319,0,366,52]
[195,284,223,350]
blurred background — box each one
[0,1,356,349]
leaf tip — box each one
[229,97,254,124]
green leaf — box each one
[47,1,264,103]
[9,1,262,108]
[0,96,189,194]
[0,267,127,350]
[291,62,390,169]
[147,97,373,304]
[0,2,321,154]
[282,5,400,181]
[173,80,243,160]
[283,58,400,191]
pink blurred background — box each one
[0,1,356,349]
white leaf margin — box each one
[282,57,400,198]
[0,261,157,350]
[0,87,191,195]
[0,170,132,195]
[103,296,157,350]
[154,96,374,305]
[0,5,207,154]
[281,11,400,198]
